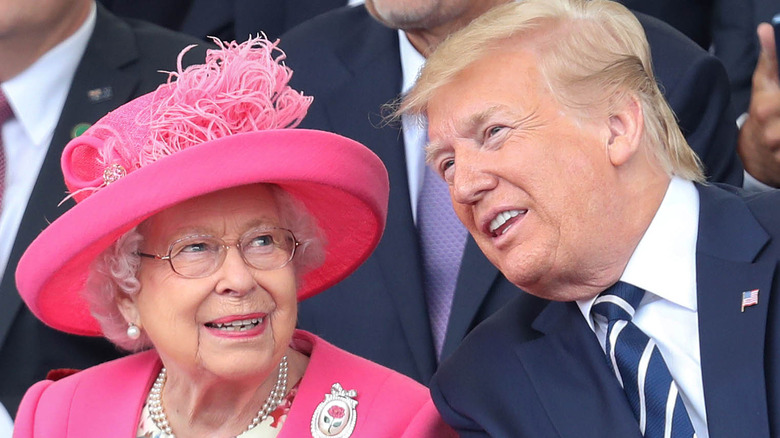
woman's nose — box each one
[214,246,256,296]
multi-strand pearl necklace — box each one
[147,356,289,438]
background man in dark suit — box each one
[622,0,757,115]
[739,21,780,189]
[0,0,207,419]
[278,0,743,385]
[98,0,348,43]
[400,0,780,435]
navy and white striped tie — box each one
[592,282,695,438]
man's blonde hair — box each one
[399,0,704,182]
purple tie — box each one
[417,163,468,358]
[0,91,12,208]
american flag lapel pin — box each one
[741,289,759,312]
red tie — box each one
[0,91,12,208]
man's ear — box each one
[606,94,644,167]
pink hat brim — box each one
[16,129,389,336]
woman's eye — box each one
[180,242,211,253]
[247,234,274,247]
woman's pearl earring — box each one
[127,323,141,340]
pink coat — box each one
[14,330,454,437]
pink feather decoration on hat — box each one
[140,36,313,164]
[63,35,313,201]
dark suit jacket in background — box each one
[279,5,744,385]
[99,0,347,43]
[745,0,779,114]
[430,184,780,437]
[620,0,759,116]
[0,5,208,417]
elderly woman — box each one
[13,37,453,438]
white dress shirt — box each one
[0,4,95,286]
[576,177,708,438]
[0,405,11,437]
[398,30,427,224]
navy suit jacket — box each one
[621,0,759,116]
[100,0,348,43]
[430,184,780,437]
[0,5,207,417]
[279,5,745,385]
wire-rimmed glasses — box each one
[138,227,299,278]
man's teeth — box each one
[208,318,262,331]
[490,210,523,234]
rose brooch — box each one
[311,383,358,437]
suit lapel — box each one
[517,301,643,437]
[695,184,773,437]
[0,5,142,349]
[316,16,436,379]
[441,238,504,358]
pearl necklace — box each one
[147,356,289,438]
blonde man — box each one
[401,0,780,436]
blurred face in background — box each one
[365,0,475,30]
[0,0,89,40]
[365,0,509,54]
[0,0,92,80]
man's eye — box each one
[439,158,456,183]
[487,125,504,138]
[438,158,455,176]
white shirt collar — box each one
[577,177,700,328]
[399,30,428,222]
[398,30,426,95]
[1,2,96,148]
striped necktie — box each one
[592,282,695,438]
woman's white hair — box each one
[84,184,326,351]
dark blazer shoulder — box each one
[281,4,398,87]
[743,190,780,236]
[430,295,573,438]
[93,4,209,85]
[282,4,378,49]
[433,293,548,397]
[700,183,780,239]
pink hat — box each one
[15,37,389,337]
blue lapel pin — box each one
[87,86,113,103]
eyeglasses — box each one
[138,227,299,278]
